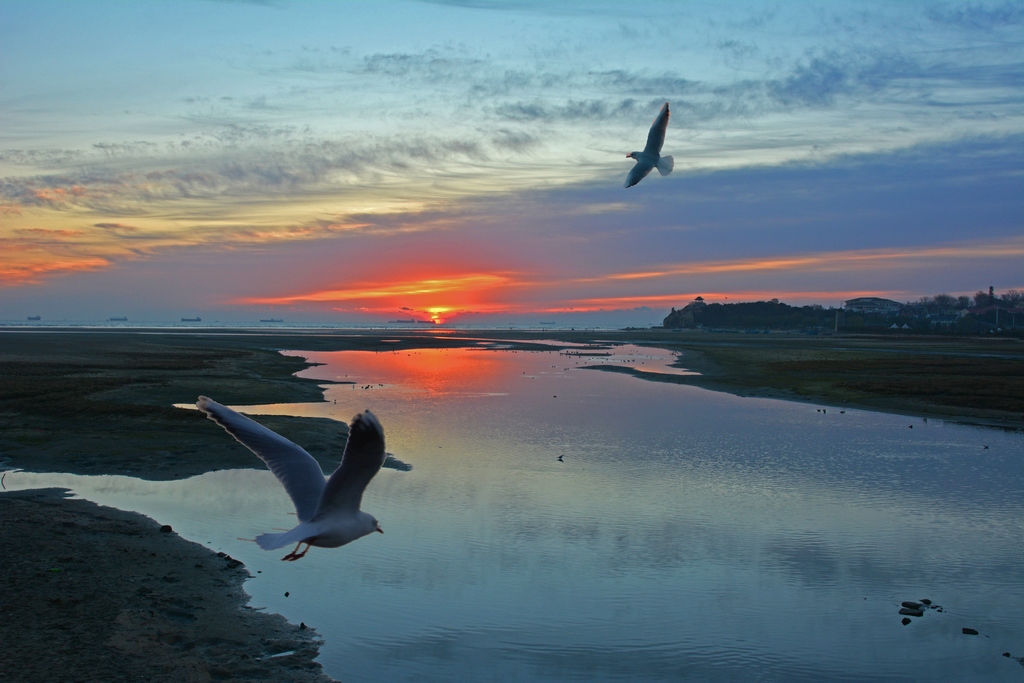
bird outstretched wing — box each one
[316,410,386,516]
[625,159,655,188]
[197,396,326,522]
[643,102,670,156]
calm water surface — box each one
[6,344,1024,682]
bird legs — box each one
[282,542,311,561]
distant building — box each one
[843,297,901,315]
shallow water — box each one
[6,344,1024,682]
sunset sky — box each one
[2,0,1022,325]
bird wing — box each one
[643,102,670,156]
[316,410,386,516]
[197,396,326,522]
[625,159,655,188]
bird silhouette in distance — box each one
[625,102,673,188]
[197,396,386,561]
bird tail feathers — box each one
[657,155,674,176]
[255,525,309,551]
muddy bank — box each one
[628,333,1024,430]
[0,488,333,683]
[0,332,364,479]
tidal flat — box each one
[1,329,1020,482]
[1,328,1022,681]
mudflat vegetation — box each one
[0,331,348,479]
[640,332,1024,428]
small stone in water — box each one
[1004,652,1012,658]
[901,617,912,625]
[902,601,922,610]
[899,608,924,617]
[920,598,932,605]
[962,627,978,635]
[284,591,290,597]
[159,525,172,533]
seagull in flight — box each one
[625,102,673,188]
[197,396,386,561]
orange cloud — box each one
[0,256,112,285]
[577,239,1024,285]
[240,273,519,305]
[15,228,87,238]
[30,185,87,207]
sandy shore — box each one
[0,488,333,683]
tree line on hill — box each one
[917,288,1022,312]
[663,288,1023,334]
[663,298,833,331]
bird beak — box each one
[376,525,384,534]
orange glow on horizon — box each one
[238,273,518,306]
[226,236,1024,318]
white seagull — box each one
[625,102,673,188]
[197,396,386,561]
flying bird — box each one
[625,102,673,188]
[197,396,386,561]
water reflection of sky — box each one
[7,345,1024,682]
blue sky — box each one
[1,0,1022,324]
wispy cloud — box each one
[239,273,519,305]
[927,2,1024,30]
[2,1,1023,318]
[0,249,112,285]
[570,239,1024,285]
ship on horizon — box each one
[27,315,41,321]
[108,316,128,321]
[181,317,201,322]
[259,318,284,323]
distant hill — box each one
[663,299,833,330]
